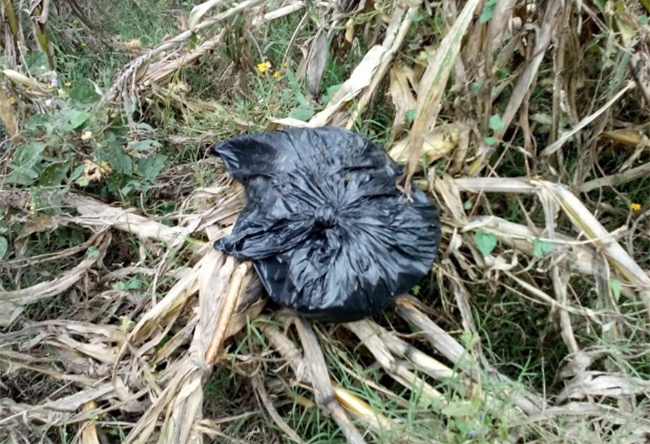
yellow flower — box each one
[256,61,272,74]
[81,42,87,47]
[630,202,642,211]
[72,19,79,25]
[8,97,15,104]
[273,70,282,79]
[64,81,72,87]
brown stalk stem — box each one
[205,261,251,364]
[294,318,367,444]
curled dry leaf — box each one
[44,384,113,412]
[388,123,461,168]
[387,65,417,146]
[306,30,328,98]
[0,84,18,138]
[601,128,650,148]
[309,45,387,127]
[252,2,306,24]
[82,159,112,182]
[403,0,480,192]
[188,0,228,29]
[81,400,101,444]
[67,193,194,248]
[3,69,51,94]
[0,233,110,326]
[558,372,650,402]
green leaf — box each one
[441,400,477,417]
[121,182,138,196]
[130,139,162,152]
[471,77,485,96]
[112,281,127,291]
[59,108,91,131]
[120,316,134,329]
[25,52,50,76]
[608,279,622,302]
[531,113,553,126]
[463,200,473,210]
[496,67,509,79]
[592,0,607,13]
[484,136,497,145]
[70,164,86,181]
[284,69,310,107]
[68,80,101,104]
[533,238,553,258]
[459,331,480,348]
[136,155,167,182]
[0,236,8,259]
[406,109,416,123]
[321,84,342,104]
[408,10,425,22]
[479,0,498,23]
[76,175,90,187]
[488,114,505,131]
[5,142,47,185]
[113,277,142,291]
[66,228,85,247]
[289,106,315,121]
[11,142,46,167]
[87,246,100,259]
[474,230,497,257]
[411,284,421,296]
[133,122,155,132]
[40,161,71,186]
[5,168,39,185]
[95,143,133,176]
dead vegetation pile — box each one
[1,0,650,443]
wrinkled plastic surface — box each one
[211,127,441,323]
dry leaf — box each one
[389,123,461,168]
[344,18,355,43]
[3,69,50,94]
[306,30,328,98]
[387,65,417,146]
[309,45,387,127]
[188,0,227,28]
[0,84,18,138]
[403,0,480,192]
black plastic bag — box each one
[211,127,441,323]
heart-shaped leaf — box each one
[474,230,497,257]
[533,238,553,258]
